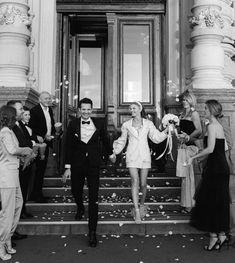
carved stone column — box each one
[190,0,228,89]
[220,0,235,88]
[0,0,32,87]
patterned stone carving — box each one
[189,8,224,29]
[0,4,31,26]
[57,0,165,3]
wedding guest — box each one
[177,91,202,213]
[0,106,32,261]
[113,102,168,223]
[217,110,234,174]
[29,91,55,203]
[7,101,34,220]
[188,100,230,251]
[63,98,115,247]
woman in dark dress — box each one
[187,100,230,251]
[177,91,202,213]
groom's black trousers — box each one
[71,158,100,232]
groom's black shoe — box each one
[88,231,97,247]
[75,209,84,220]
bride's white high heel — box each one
[134,208,141,224]
[5,240,16,254]
[0,243,11,261]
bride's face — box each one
[129,104,141,118]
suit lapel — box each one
[128,119,139,139]
[75,118,81,140]
[87,118,98,143]
[38,104,47,132]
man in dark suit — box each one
[29,92,55,203]
[63,98,116,247]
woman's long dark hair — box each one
[0,105,16,130]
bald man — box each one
[29,92,55,203]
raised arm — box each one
[113,123,128,155]
[1,129,32,156]
[148,121,167,144]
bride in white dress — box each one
[113,102,168,223]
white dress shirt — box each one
[80,118,96,144]
[40,104,52,136]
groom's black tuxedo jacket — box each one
[65,117,113,168]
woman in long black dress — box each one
[178,91,202,213]
[187,100,230,251]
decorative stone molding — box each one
[0,4,31,27]
[0,0,32,87]
[189,8,224,29]
[189,0,230,89]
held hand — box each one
[24,147,33,156]
[109,154,116,164]
[186,157,193,166]
[45,135,54,141]
[62,168,71,183]
[37,136,44,143]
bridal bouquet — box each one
[162,113,179,128]
[155,113,179,162]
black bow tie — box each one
[82,121,90,125]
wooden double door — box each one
[57,10,165,134]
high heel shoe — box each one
[139,204,149,219]
[204,236,219,251]
[134,208,141,224]
[217,235,230,251]
[0,243,12,261]
[5,240,16,254]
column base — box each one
[0,86,39,108]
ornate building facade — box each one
[0,0,235,161]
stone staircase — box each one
[17,161,201,235]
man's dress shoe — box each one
[89,231,97,247]
[12,232,27,240]
[75,210,84,220]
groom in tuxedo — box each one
[63,97,116,247]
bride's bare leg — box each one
[129,168,141,223]
[129,168,139,210]
[140,168,149,206]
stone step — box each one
[43,177,181,187]
[42,187,181,202]
[99,168,176,177]
[17,219,200,235]
[26,202,181,213]
[17,208,200,235]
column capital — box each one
[0,1,32,28]
[189,7,224,29]
[106,12,116,25]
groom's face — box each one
[79,103,92,120]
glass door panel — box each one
[122,24,151,103]
[79,46,102,109]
